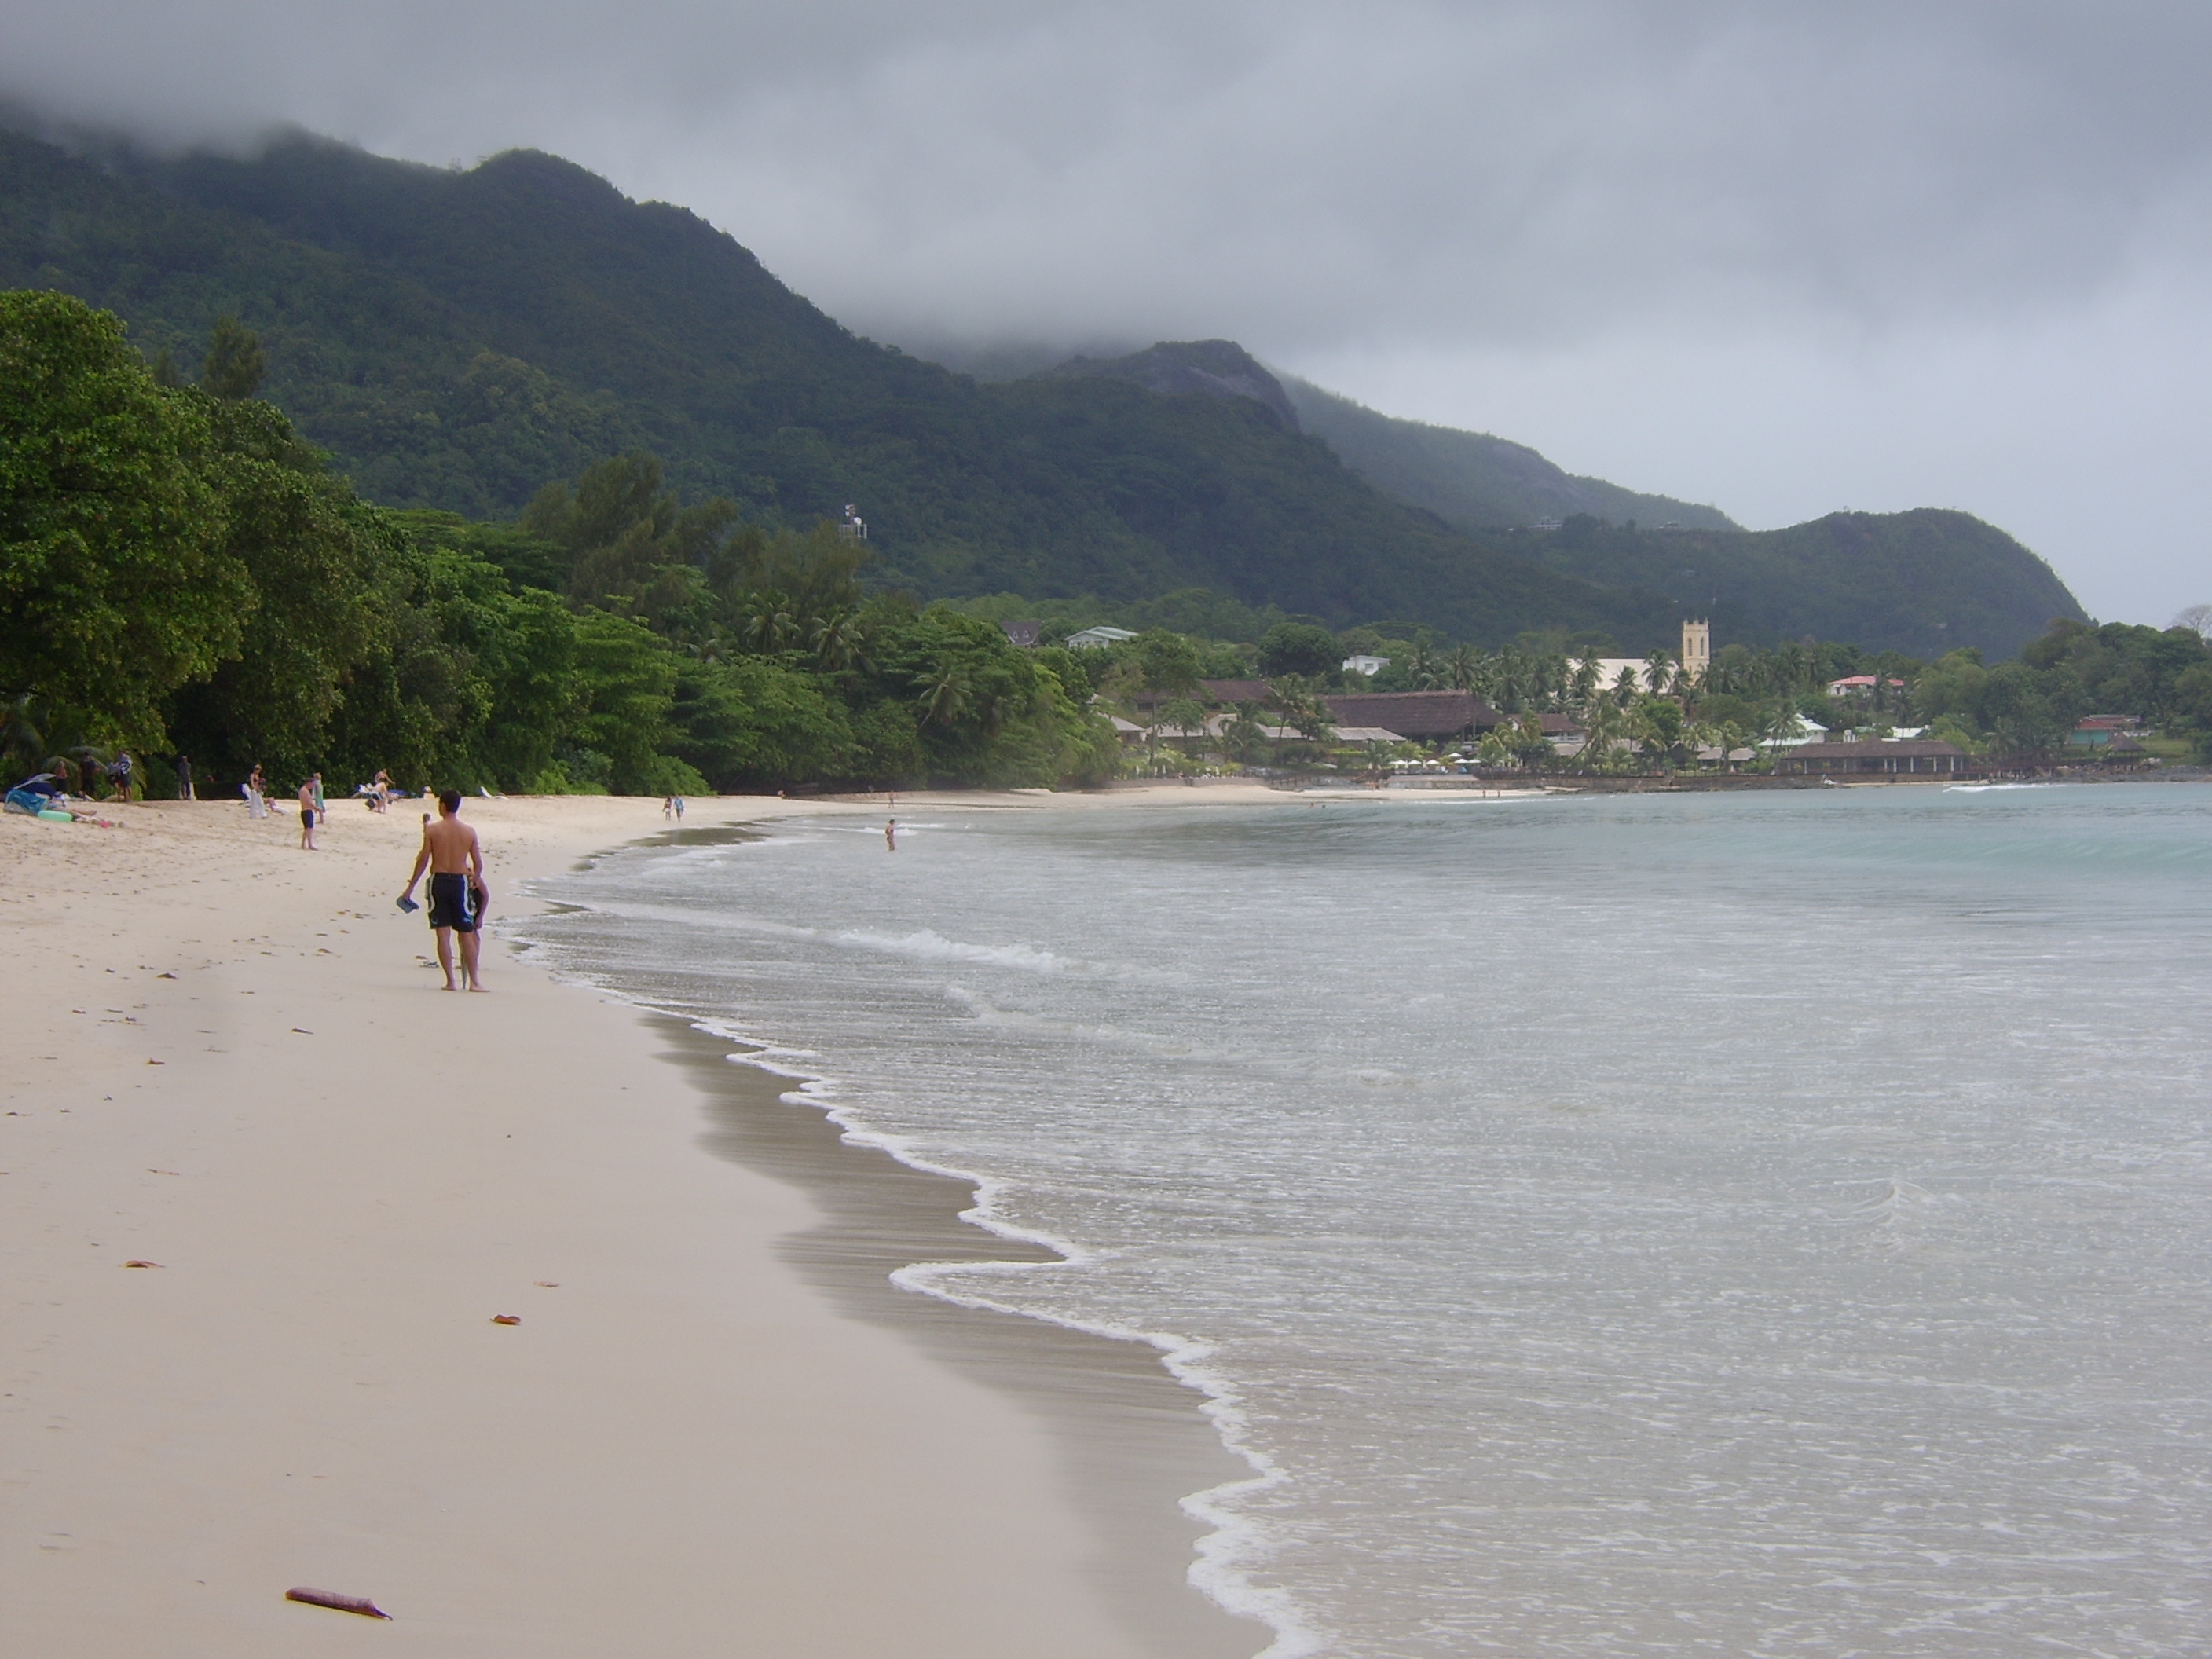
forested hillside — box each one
[1281,378,1739,533]
[1522,509,2086,662]
[0,124,1657,646]
[0,122,2087,657]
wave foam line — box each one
[505,892,1326,1659]
[566,895,1137,979]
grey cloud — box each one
[8,2,2210,353]
[5,1,2210,619]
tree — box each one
[1979,661,2083,754]
[1258,621,1339,679]
[165,397,397,778]
[1268,676,1335,742]
[201,316,267,401]
[671,656,851,789]
[1634,694,1686,766]
[1133,628,1203,695]
[2172,603,2212,642]
[566,610,705,794]
[0,291,244,746]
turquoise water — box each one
[519,786,2212,1657]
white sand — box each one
[0,791,1269,1657]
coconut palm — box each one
[1581,698,1625,768]
[808,610,867,673]
[1446,645,1485,697]
[1570,654,1601,715]
[914,664,972,727]
[737,589,798,655]
[1407,639,1441,689]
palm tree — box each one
[738,589,797,655]
[1581,699,1624,769]
[1644,648,1675,699]
[914,664,971,727]
[1570,654,1601,716]
[808,610,866,673]
[1407,639,1441,689]
[1446,645,1483,697]
[1269,677,1335,742]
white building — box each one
[1342,654,1390,677]
[1066,625,1139,650]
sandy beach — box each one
[0,789,1271,1658]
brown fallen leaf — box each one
[490,1314,521,1325]
[145,1059,164,1066]
[287,1587,391,1619]
[123,1259,163,1269]
[156,972,177,980]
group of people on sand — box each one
[233,765,402,840]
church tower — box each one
[1680,618,1711,686]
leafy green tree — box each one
[566,610,706,794]
[671,656,851,789]
[0,291,244,746]
[1634,694,1686,765]
[165,397,396,778]
[1258,621,1339,679]
[1133,628,1203,695]
[1979,661,2086,754]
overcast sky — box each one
[5,0,2209,627]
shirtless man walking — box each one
[399,789,490,991]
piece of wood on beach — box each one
[121,1259,162,1269]
[286,1587,392,1619]
[490,1313,521,1324]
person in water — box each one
[884,817,897,852]
[399,789,491,991]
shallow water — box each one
[518,786,2212,1657]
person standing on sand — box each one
[246,764,267,819]
[884,817,897,852]
[174,753,193,801]
[298,778,319,849]
[399,789,490,992]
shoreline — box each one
[0,789,1273,1658]
[639,1012,1261,1657]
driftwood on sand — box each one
[286,1587,392,1619]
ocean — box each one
[514,785,2212,1657]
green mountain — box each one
[1038,339,1303,431]
[1522,509,2086,663]
[0,123,1666,646]
[1280,376,1741,533]
[0,123,2085,657]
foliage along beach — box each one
[7,288,2210,811]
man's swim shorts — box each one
[427,872,479,932]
